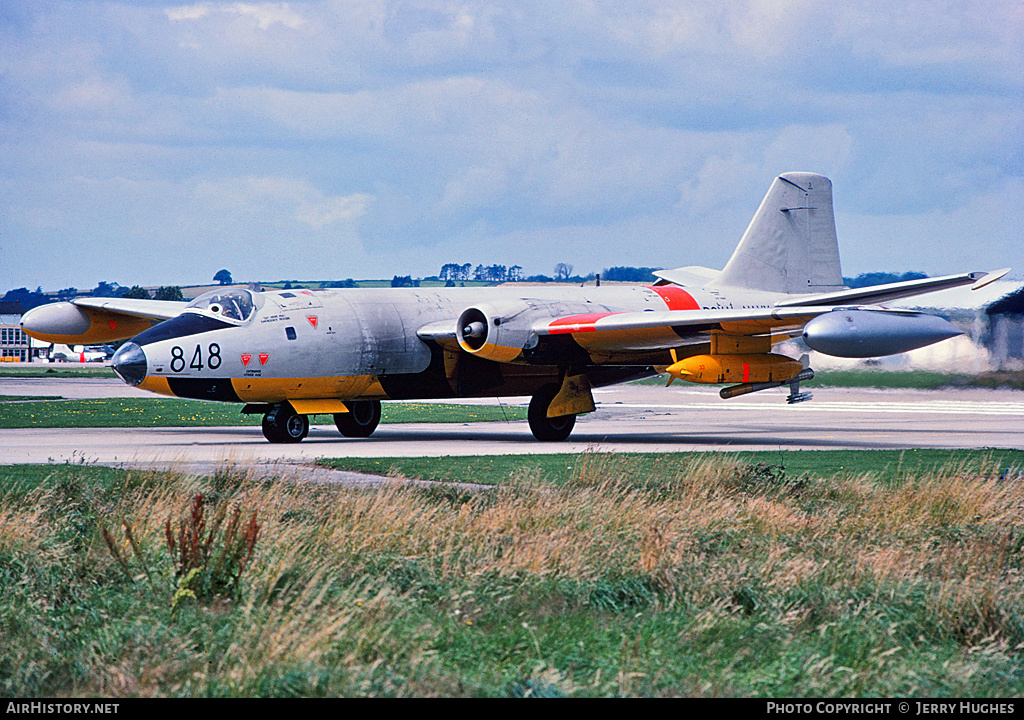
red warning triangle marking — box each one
[307,316,318,328]
[109,320,117,330]
[241,354,252,366]
[259,353,269,366]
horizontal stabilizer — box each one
[653,266,721,287]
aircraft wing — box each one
[775,269,1009,308]
[418,305,830,355]
[531,306,830,352]
[21,297,188,344]
[71,297,188,321]
[530,269,1005,354]
[419,268,1005,358]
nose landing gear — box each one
[259,399,383,443]
[261,404,309,443]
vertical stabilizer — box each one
[712,172,844,294]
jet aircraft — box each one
[21,173,1007,443]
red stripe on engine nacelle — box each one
[649,285,700,311]
[547,312,617,334]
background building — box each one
[0,301,30,362]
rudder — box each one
[712,172,844,294]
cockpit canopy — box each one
[186,289,256,323]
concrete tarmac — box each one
[3,377,1023,470]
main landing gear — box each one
[261,400,382,443]
[333,399,381,437]
[527,383,577,442]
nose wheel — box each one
[262,404,309,443]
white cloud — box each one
[1,0,1021,291]
[166,3,307,30]
[193,175,372,229]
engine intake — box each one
[456,304,531,362]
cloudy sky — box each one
[1,0,1021,292]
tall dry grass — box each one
[2,453,1023,696]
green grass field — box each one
[4,364,1023,695]
[0,398,526,428]
[0,365,116,378]
[318,448,1024,487]
[5,364,1024,389]
[634,368,1024,390]
[3,454,1024,697]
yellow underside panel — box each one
[288,398,351,415]
[475,342,523,363]
[231,375,384,403]
[570,326,682,352]
[137,376,175,397]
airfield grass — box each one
[0,398,526,429]
[318,449,1024,487]
[3,454,1024,697]
[5,365,1024,390]
[632,368,1024,390]
[0,365,116,378]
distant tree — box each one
[121,286,151,299]
[390,275,417,288]
[439,263,464,282]
[843,271,928,289]
[508,265,523,282]
[603,266,660,283]
[92,281,121,297]
[2,287,48,311]
[554,263,574,280]
[154,286,185,301]
[56,287,78,301]
[486,264,507,282]
[214,269,233,285]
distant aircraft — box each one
[22,173,1007,443]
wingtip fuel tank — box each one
[802,309,962,358]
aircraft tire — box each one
[528,384,576,442]
[262,405,309,443]
[334,399,381,438]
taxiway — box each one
[3,377,1022,468]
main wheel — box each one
[334,399,382,438]
[262,405,309,443]
[528,384,576,442]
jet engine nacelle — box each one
[456,303,534,362]
[802,308,962,358]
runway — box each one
[3,377,1023,468]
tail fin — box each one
[712,172,844,294]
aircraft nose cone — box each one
[111,342,147,386]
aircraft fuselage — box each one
[115,284,781,406]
